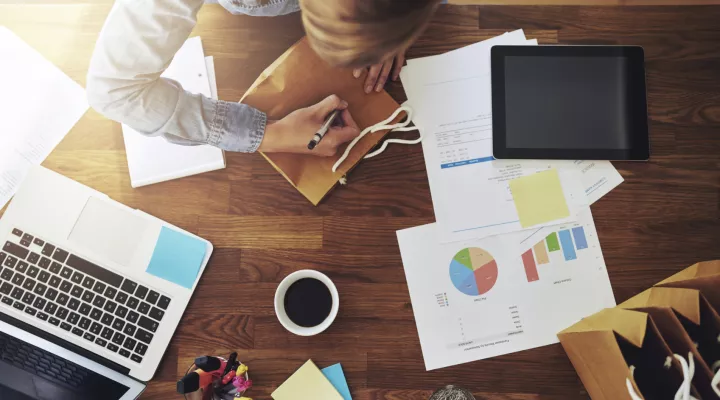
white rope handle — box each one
[626,366,644,400]
[626,353,699,400]
[711,358,720,397]
[331,106,420,173]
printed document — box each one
[0,27,89,209]
[396,209,616,370]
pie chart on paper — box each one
[449,248,498,296]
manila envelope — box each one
[240,37,402,205]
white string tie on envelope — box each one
[626,353,699,400]
[712,351,720,397]
[332,106,421,182]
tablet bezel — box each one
[491,45,650,161]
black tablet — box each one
[491,46,650,160]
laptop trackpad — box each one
[69,197,150,269]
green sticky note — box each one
[146,227,207,289]
[509,169,570,228]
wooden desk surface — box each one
[1,4,719,399]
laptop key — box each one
[82,277,95,290]
[45,288,58,301]
[103,301,117,313]
[56,293,69,306]
[3,256,17,269]
[101,327,114,340]
[92,281,106,295]
[81,291,94,303]
[115,305,128,319]
[71,328,83,336]
[59,281,72,293]
[0,252,5,265]
[48,261,60,273]
[10,287,24,300]
[12,302,25,311]
[22,278,35,291]
[70,285,83,298]
[123,337,137,351]
[71,272,84,285]
[33,238,44,247]
[130,354,142,363]
[90,322,102,335]
[106,343,118,352]
[126,297,139,310]
[21,234,33,246]
[67,298,79,311]
[157,295,171,310]
[59,267,72,279]
[48,317,60,326]
[126,311,139,324]
[27,266,39,278]
[118,349,130,358]
[38,271,50,283]
[104,286,117,300]
[67,312,80,325]
[24,307,36,316]
[60,322,71,331]
[135,342,148,356]
[66,254,123,288]
[79,317,91,330]
[83,333,95,342]
[1,296,12,306]
[134,328,154,344]
[135,286,148,300]
[56,307,69,320]
[148,307,164,321]
[101,313,114,326]
[48,275,61,288]
[95,338,107,347]
[15,262,28,274]
[33,283,47,296]
[138,302,150,315]
[32,297,46,310]
[112,319,125,331]
[44,302,57,315]
[146,290,159,305]
[11,274,24,286]
[115,291,128,305]
[90,307,103,321]
[52,248,69,263]
[1,269,12,281]
[0,282,11,294]
[28,252,40,265]
[121,280,137,294]
[112,332,125,346]
[41,243,55,257]
[37,312,48,321]
[11,229,22,237]
[92,296,105,308]
[21,292,35,305]
[79,303,91,316]
[123,324,136,336]
[4,242,29,260]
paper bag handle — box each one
[626,352,700,400]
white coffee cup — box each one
[274,270,339,336]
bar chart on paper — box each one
[518,218,600,283]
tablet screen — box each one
[491,46,649,160]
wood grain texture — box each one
[0,3,719,400]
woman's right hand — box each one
[259,95,360,157]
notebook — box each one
[122,37,226,188]
[240,38,402,205]
[271,359,344,400]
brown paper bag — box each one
[558,308,688,400]
[621,287,720,385]
[655,260,720,311]
[240,37,402,205]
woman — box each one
[87,0,440,157]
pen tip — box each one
[308,142,316,150]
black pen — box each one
[307,109,341,150]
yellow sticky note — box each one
[271,360,343,400]
[509,169,570,228]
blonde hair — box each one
[300,0,440,68]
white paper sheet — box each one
[0,27,89,209]
[402,32,623,242]
[122,37,225,188]
[396,209,616,370]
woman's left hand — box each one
[353,50,406,94]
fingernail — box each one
[353,70,361,78]
[341,100,348,107]
[365,85,372,94]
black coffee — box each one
[284,278,333,328]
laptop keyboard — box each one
[0,228,173,365]
[0,329,88,388]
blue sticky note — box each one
[146,227,207,289]
[321,363,352,400]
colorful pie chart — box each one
[449,248,498,296]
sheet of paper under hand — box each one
[240,38,402,205]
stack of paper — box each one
[396,30,623,371]
[271,360,350,400]
[0,27,89,209]
[122,37,225,188]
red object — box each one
[221,370,236,385]
[521,249,539,282]
[177,369,216,394]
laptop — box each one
[0,166,213,399]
